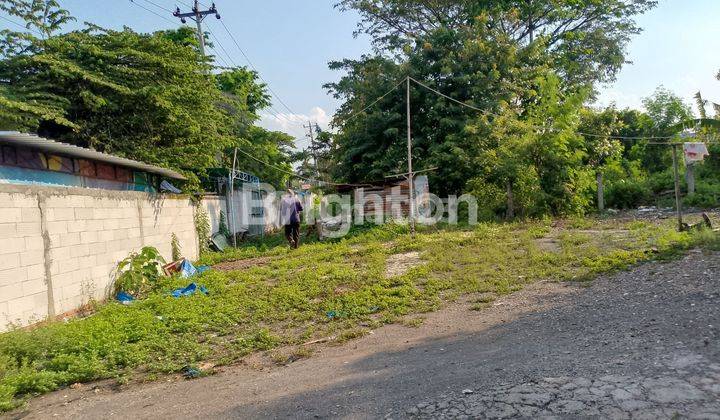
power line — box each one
[0,14,44,36]
[133,1,294,129]
[129,0,178,25]
[341,78,407,124]
[218,19,298,116]
[408,76,679,142]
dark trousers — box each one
[284,222,300,249]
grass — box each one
[0,217,718,411]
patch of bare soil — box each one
[213,257,271,271]
[535,238,561,253]
[386,251,423,277]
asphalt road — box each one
[9,250,720,419]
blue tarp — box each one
[116,291,135,304]
[171,283,209,298]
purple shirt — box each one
[280,196,303,225]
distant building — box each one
[0,131,185,192]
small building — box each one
[0,131,185,191]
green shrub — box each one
[684,181,720,208]
[114,247,166,297]
[605,180,652,209]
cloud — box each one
[257,106,332,150]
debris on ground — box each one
[115,291,135,305]
[171,282,209,298]
[302,336,337,345]
[181,366,201,379]
[163,258,210,278]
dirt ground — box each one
[6,250,720,419]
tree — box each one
[468,73,593,218]
[636,87,693,172]
[336,0,657,87]
[0,27,227,185]
[579,107,624,210]
[327,22,552,195]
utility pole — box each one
[304,122,321,181]
[406,77,416,236]
[671,143,684,231]
[173,0,221,56]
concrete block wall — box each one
[0,184,200,332]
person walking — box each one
[280,188,303,249]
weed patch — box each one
[0,219,718,411]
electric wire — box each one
[408,76,681,142]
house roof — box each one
[0,131,186,180]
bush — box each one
[605,180,652,209]
[114,247,166,297]
[684,181,720,209]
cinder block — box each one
[74,207,94,220]
[77,255,96,269]
[0,281,25,302]
[50,271,71,288]
[103,219,120,230]
[57,258,79,275]
[85,220,104,231]
[7,295,33,319]
[67,220,87,233]
[91,264,112,280]
[97,230,114,242]
[112,229,128,240]
[88,242,107,256]
[47,207,75,222]
[59,232,81,247]
[118,218,138,228]
[0,208,21,223]
[79,231,98,243]
[50,246,70,261]
[21,278,46,295]
[4,194,38,208]
[44,196,70,208]
[46,220,68,234]
[19,250,43,267]
[21,207,41,223]
[69,244,90,258]
[0,223,17,240]
[16,222,41,237]
[25,264,44,281]
[0,237,25,255]
[0,253,20,270]
[66,196,85,207]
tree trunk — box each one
[686,163,695,195]
[506,180,515,220]
[596,171,604,212]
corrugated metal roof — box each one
[0,131,186,180]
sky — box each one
[2,0,720,150]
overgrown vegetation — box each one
[1,218,718,411]
[113,247,166,298]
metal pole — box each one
[194,0,206,56]
[406,77,416,236]
[672,144,684,231]
[230,148,238,247]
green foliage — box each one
[0,18,294,190]
[114,247,166,297]
[336,0,657,86]
[0,218,716,411]
[605,180,652,209]
[194,205,211,256]
[171,233,182,262]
